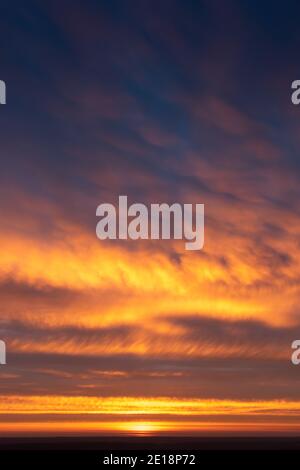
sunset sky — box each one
[1,0,300,436]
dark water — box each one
[1,435,300,450]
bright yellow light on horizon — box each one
[127,422,159,435]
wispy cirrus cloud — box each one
[1,0,300,435]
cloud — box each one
[1,0,300,434]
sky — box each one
[1,0,300,436]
